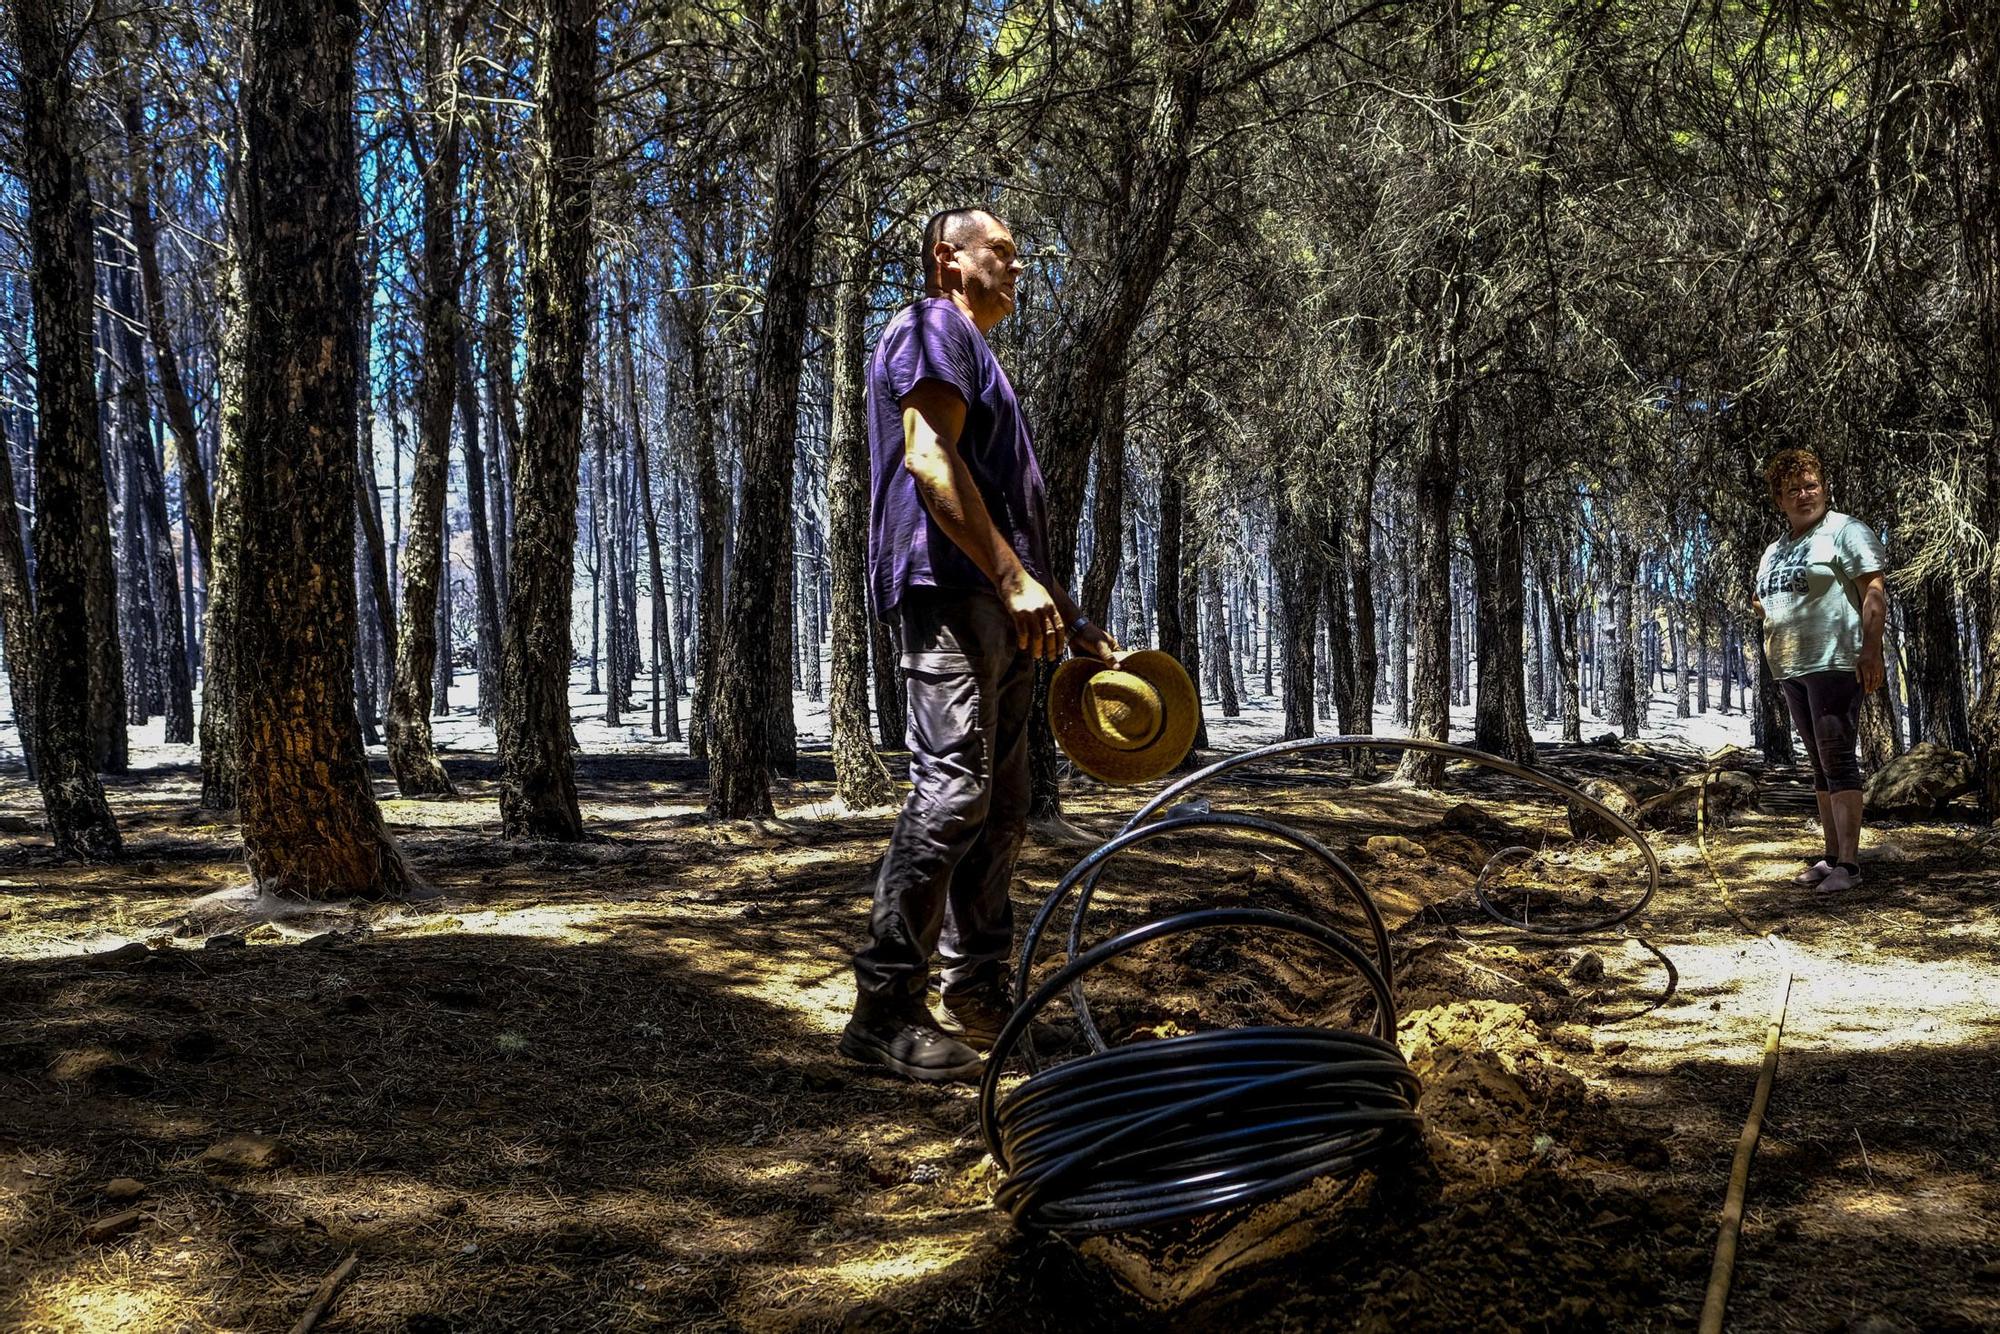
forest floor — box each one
[1,689,1998,1332]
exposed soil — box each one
[1,741,1996,1332]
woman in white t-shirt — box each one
[1750,448,1888,893]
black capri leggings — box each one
[1780,670,1865,793]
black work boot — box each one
[840,991,983,1084]
[939,980,1014,1050]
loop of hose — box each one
[1123,736,1661,937]
[980,825,1421,1233]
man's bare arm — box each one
[900,381,1064,659]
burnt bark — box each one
[1079,390,1127,624]
[458,329,503,725]
[682,221,725,761]
[234,0,411,897]
[387,11,469,797]
[1273,503,1317,742]
[199,235,248,811]
[1394,433,1456,786]
[1910,573,1970,749]
[707,0,820,818]
[1469,456,1534,765]
[498,0,598,840]
[825,53,894,805]
[1156,462,1208,755]
[114,38,213,575]
[13,0,121,855]
[0,418,34,780]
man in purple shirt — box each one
[841,208,1121,1082]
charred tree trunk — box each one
[824,52,893,805]
[1274,502,1317,741]
[1156,462,1208,755]
[499,0,597,840]
[115,47,213,575]
[1469,459,1534,765]
[1394,435,1456,786]
[1616,546,1640,740]
[459,329,503,726]
[104,239,194,744]
[0,420,35,780]
[1910,574,1971,749]
[618,282,680,742]
[234,0,411,896]
[708,0,819,818]
[683,228,725,762]
[1079,389,1126,624]
[386,11,468,797]
[870,615,904,749]
[594,408,622,727]
[13,0,120,854]
[199,235,248,811]
[1205,563,1239,718]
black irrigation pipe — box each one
[979,736,1666,1236]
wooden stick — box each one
[289,1252,359,1334]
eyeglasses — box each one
[1783,482,1822,499]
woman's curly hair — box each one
[1761,447,1825,505]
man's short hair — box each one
[1762,447,1825,504]
[921,208,989,296]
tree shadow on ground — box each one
[0,929,1146,1332]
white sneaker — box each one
[1792,860,1834,886]
[1819,863,1863,892]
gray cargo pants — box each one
[853,590,1032,1009]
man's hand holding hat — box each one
[1066,615,1123,667]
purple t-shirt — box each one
[866,298,1053,616]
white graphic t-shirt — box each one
[1755,511,1887,681]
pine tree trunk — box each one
[1395,428,1456,786]
[234,0,411,897]
[200,235,248,812]
[1274,504,1317,741]
[459,330,504,726]
[768,499,797,777]
[1911,573,1971,749]
[824,76,893,805]
[14,0,121,855]
[1205,563,1239,718]
[0,421,36,780]
[618,279,680,743]
[1617,547,1640,739]
[708,0,819,818]
[1161,466,1209,755]
[499,0,598,841]
[683,230,725,762]
[1080,392,1126,623]
[596,410,623,727]
[386,14,466,797]
[870,614,904,748]
[115,49,213,575]
[480,174,520,607]
[1470,461,1533,765]
[1348,474,1379,739]
[1320,514,1359,735]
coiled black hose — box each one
[979,817,1423,1234]
[980,738,1665,1234]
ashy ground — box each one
[1,690,1997,1332]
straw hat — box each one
[1047,650,1199,785]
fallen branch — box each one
[289,1252,359,1334]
